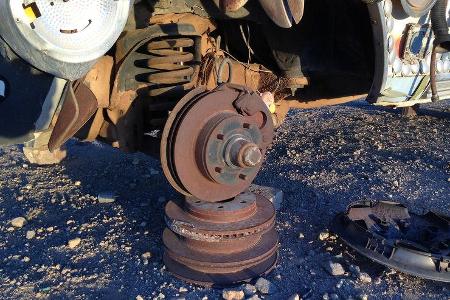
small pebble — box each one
[141,252,152,265]
[319,231,330,241]
[222,289,244,300]
[179,287,188,293]
[10,217,27,228]
[26,230,36,239]
[359,294,368,300]
[74,181,81,186]
[255,277,278,295]
[323,261,345,276]
[298,232,305,239]
[68,238,81,249]
[358,272,372,284]
[136,296,144,300]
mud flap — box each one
[48,81,98,151]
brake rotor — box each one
[163,251,278,287]
[165,192,275,241]
[163,192,279,287]
[161,84,273,202]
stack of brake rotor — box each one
[160,84,279,286]
[163,192,278,286]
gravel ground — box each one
[0,100,449,300]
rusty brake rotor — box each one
[160,84,274,202]
[163,192,279,287]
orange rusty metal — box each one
[160,84,274,202]
[163,192,279,287]
[285,93,368,109]
[83,56,113,108]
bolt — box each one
[242,145,262,167]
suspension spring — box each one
[140,37,199,97]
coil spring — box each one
[141,37,197,97]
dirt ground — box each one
[0,100,449,300]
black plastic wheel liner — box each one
[332,201,450,283]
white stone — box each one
[26,230,36,239]
[68,238,81,249]
[10,217,27,228]
[222,289,244,300]
[323,261,345,276]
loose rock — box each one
[68,238,81,249]
[319,231,330,241]
[222,289,244,300]
[323,261,345,276]
[358,272,372,284]
[10,217,27,228]
[141,252,152,265]
[255,277,278,295]
[26,230,36,239]
[241,283,256,296]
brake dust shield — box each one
[332,201,450,282]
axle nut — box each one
[241,144,262,167]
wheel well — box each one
[218,0,376,100]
